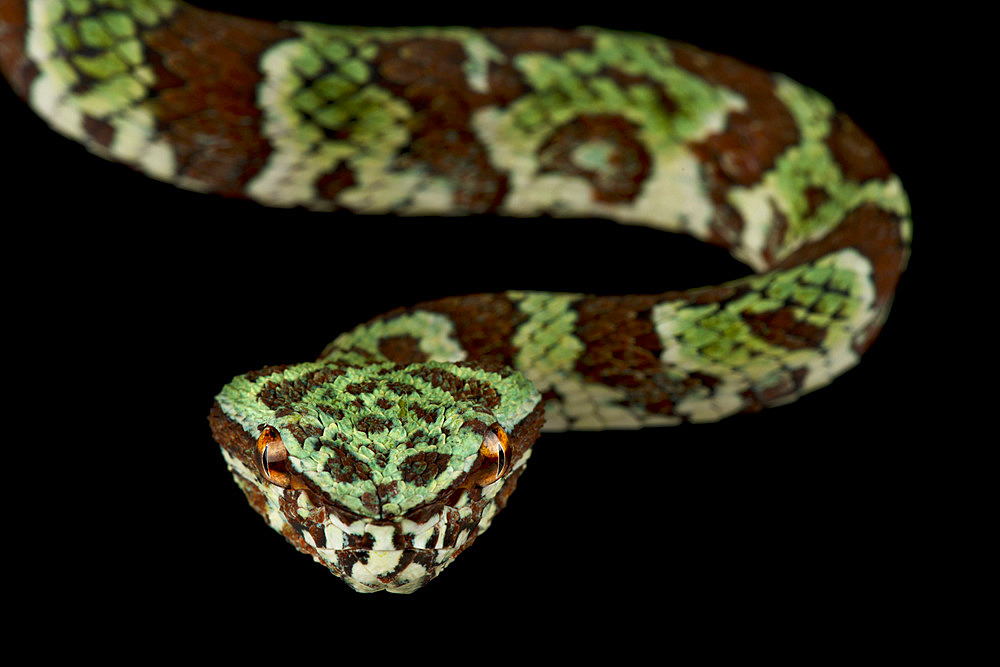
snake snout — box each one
[334,548,458,593]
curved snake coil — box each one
[0,0,911,592]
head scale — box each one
[209,357,542,593]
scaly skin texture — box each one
[209,356,544,592]
[0,0,911,592]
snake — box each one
[0,0,911,593]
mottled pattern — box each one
[216,357,539,516]
[209,395,545,592]
[0,0,911,592]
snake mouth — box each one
[328,548,463,593]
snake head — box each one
[209,358,543,593]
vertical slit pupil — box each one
[496,445,505,479]
[491,424,507,480]
[267,449,288,477]
[265,444,288,478]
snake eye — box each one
[255,425,292,488]
[477,423,511,486]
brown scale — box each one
[405,364,503,409]
[538,114,652,204]
[568,293,715,415]
[773,203,906,353]
[477,30,676,209]
[531,61,686,205]
[138,4,296,196]
[369,37,515,212]
[283,421,322,446]
[323,443,372,483]
[566,279,838,412]
[751,366,810,407]
[278,490,328,549]
[81,115,115,148]
[408,403,439,425]
[804,187,832,217]
[344,380,378,395]
[673,42,801,257]
[243,363,290,382]
[674,42,800,186]
[741,307,826,350]
[314,164,357,202]
[232,470,269,518]
[208,401,258,471]
[399,451,453,486]
[482,27,594,61]
[826,113,893,183]
[377,335,428,364]
[279,519,327,567]
[760,205,792,269]
[0,0,32,95]
[354,414,393,434]
[410,293,528,367]
[572,294,664,386]
[672,41,904,288]
[256,365,348,416]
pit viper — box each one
[0,0,911,592]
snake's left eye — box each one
[477,423,511,486]
[255,425,292,488]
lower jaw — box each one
[320,547,463,593]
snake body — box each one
[0,0,910,592]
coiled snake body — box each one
[0,0,910,592]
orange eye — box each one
[255,425,292,488]
[477,423,511,486]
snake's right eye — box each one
[255,425,292,488]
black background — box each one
[3,1,939,649]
